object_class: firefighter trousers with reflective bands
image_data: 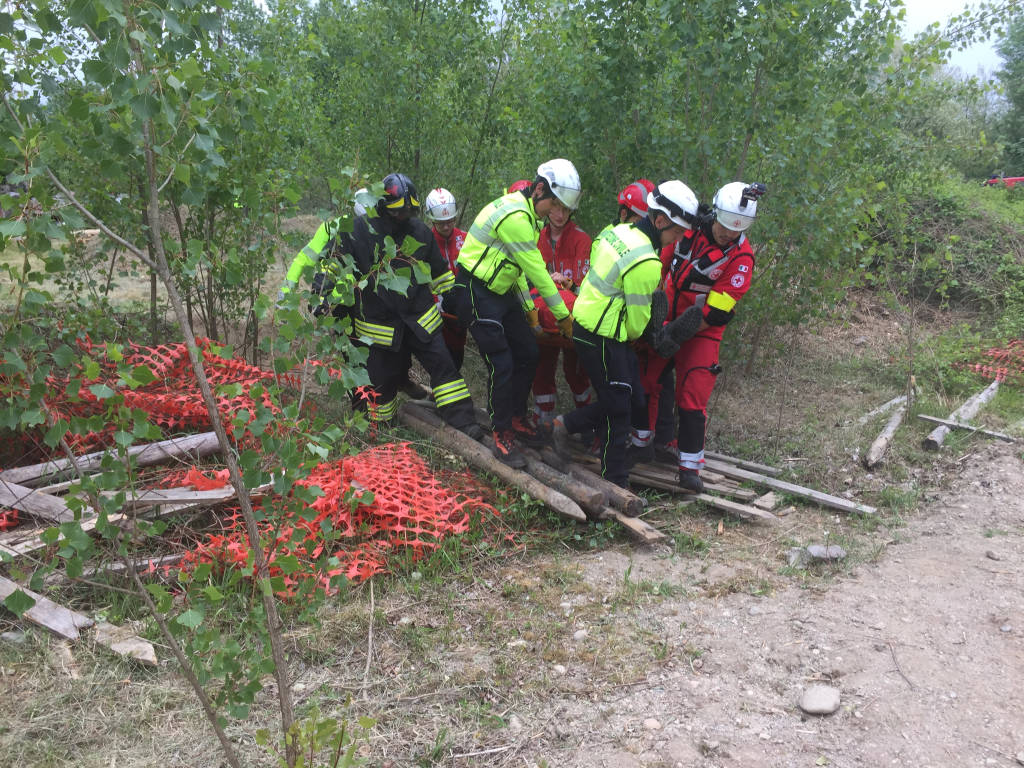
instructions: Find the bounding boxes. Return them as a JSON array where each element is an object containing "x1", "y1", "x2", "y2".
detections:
[
  {"x1": 452, "y1": 273, "x2": 538, "y2": 432},
  {"x1": 360, "y1": 331, "x2": 475, "y2": 432},
  {"x1": 562, "y1": 322, "x2": 647, "y2": 488}
]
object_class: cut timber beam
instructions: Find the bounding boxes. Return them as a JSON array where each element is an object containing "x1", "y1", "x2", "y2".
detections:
[
  {"x1": 703, "y1": 451, "x2": 782, "y2": 477},
  {"x1": 923, "y1": 381, "x2": 999, "y2": 451},
  {"x1": 0, "y1": 576, "x2": 157, "y2": 664},
  {"x1": 0, "y1": 480, "x2": 90, "y2": 524},
  {"x1": 594, "y1": 506, "x2": 666, "y2": 544},
  {"x1": 917, "y1": 414, "x2": 1015, "y2": 443},
  {"x1": 703, "y1": 458, "x2": 876, "y2": 516},
  {"x1": 101, "y1": 483, "x2": 273, "y2": 509},
  {"x1": 695, "y1": 493, "x2": 778, "y2": 523},
  {"x1": 0, "y1": 576, "x2": 94, "y2": 640},
  {"x1": 0, "y1": 432, "x2": 221, "y2": 487}
]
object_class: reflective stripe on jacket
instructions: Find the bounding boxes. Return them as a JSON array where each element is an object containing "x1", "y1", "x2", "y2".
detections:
[
  {"x1": 573, "y1": 223, "x2": 661, "y2": 342},
  {"x1": 457, "y1": 192, "x2": 568, "y2": 319}
]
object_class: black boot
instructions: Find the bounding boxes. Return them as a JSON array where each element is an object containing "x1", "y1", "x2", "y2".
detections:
[{"x1": 677, "y1": 468, "x2": 703, "y2": 494}]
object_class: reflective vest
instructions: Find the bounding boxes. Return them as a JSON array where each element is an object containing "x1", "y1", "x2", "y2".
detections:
[
  {"x1": 280, "y1": 217, "x2": 353, "y2": 302},
  {"x1": 573, "y1": 223, "x2": 662, "y2": 342},
  {"x1": 457, "y1": 192, "x2": 568, "y2": 319}
]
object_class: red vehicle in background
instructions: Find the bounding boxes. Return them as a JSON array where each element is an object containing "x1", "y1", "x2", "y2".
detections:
[{"x1": 984, "y1": 173, "x2": 1024, "y2": 189}]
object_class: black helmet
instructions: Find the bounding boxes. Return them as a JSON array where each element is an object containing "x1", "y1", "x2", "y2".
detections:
[{"x1": 380, "y1": 173, "x2": 420, "y2": 214}]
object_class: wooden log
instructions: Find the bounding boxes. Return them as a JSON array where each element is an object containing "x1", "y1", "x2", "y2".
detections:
[
  {"x1": 752, "y1": 492, "x2": 780, "y2": 511},
  {"x1": 916, "y1": 414, "x2": 1015, "y2": 443},
  {"x1": 703, "y1": 458, "x2": 876, "y2": 516},
  {"x1": 567, "y1": 464, "x2": 645, "y2": 517},
  {"x1": 703, "y1": 451, "x2": 782, "y2": 477},
  {"x1": 520, "y1": 449, "x2": 606, "y2": 516},
  {"x1": 594, "y1": 506, "x2": 666, "y2": 544},
  {"x1": 0, "y1": 480, "x2": 88, "y2": 524},
  {"x1": 855, "y1": 394, "x2": 908, "y2": 426},
  {"x1": 0, "y1": 576, "x2": 94, "y2": 640},
  {"x1": 863, "y1": 404, "x2": 907, "y2": 468},
  {"x1": 923, "y1": 380, "x2": 999, "y2": 451},
  {"x1": 0, "y1": 432, "x2": 221, "y2": 487},
  {"x1": 399, "y1": 405, "x2": 586, "y2": 522},
  {"x1": 694, "y1": 494, "x2": 778, "y2": 523}
]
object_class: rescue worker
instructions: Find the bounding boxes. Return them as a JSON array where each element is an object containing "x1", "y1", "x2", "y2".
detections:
[
  {"x1": 531, "y1": 192, "x2": 593, "y2": 423},
  {"x1": 654, "y1": 181, "x2": 766, "y2": 493},
  {"x1": 616, "y1": 181, "x2": 651, "y2": 225},
  {"x1": 278, "y1": 189, "x2": 370, "y2": 313},
  {"x1": 311, "y1": 173, "x2": 482, "y2": 438},
  {"x1": 550, "y1": 180, "x2": 700, "y2": 489},
  {"x1": 452, "y1": 159, "x2": 581, "y2": 467},
  {"x1": 424, "y1": 187, "x2": 468, "y2": 371}
]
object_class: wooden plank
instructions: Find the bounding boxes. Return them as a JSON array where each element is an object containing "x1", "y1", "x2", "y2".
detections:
[
  {"x1": 703, "y1": 450, "x2": 782, "y2": 477},
  {"x1": 864, "y1": 404, "x2": 907, "y2": 468},
  {"x1": 0, "y1": 576, "x2": 94, "y2": 640},
  {"x1": 695, "y1": 493, "x2": 778, "y2": 523},
  {"x1": 752, "y1": 492, "x2": 780, "y2": 511},
  {"x1": 594, "y1": 506, "x2": 667, "y2": 544},
  {"x1": 101, "y1": 483, "x2": 273, "y2": 509},
  {"x1": 916, "y1": 414, "x2": 1015, "y2": 443},
  {"x1": 703, "y1": 458, "x2": 876, "y2": 516},
  {"x1": 0, "y1": 480, "x2": 86, "y2": 524},
  {"x1": 0, "y1": 432, "x2": 221, "y2": 487},
  {"x1": 923, "y1": 381, "x2": 1000, "y2": 451},
  {"x1": 627, "y1": 466, "x2": 758, "y2": 501}
]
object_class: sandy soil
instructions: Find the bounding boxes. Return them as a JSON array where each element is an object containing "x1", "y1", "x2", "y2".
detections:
[{"x1": 513, "y1": 441, "x2": 1024, "y2": 768}]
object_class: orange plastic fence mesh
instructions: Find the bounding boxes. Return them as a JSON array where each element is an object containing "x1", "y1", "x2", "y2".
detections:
[
  {"x1": 34, "y1": 338, "x2": 342, "y2": 455},
  {"x1": 179, "y1": 442, "x2": 497, "y2": 596},
  {"x1": 0, "y1": 509, "x2": 18, "y2": 531},
  {"x1": 960, "y1": 340, "x2": 1024, "y2": 385}
]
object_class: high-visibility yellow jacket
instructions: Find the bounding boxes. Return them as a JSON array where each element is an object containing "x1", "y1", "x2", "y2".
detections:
[
  {"x1": 456, "y1": 191, "x2": 569, "y2": 319},
  {"x1": 279, "y1": 216, "x2": 354, "y2": 304},
  {"x1": 573, "y1": 221, "x2": 661, "y2": 342}
]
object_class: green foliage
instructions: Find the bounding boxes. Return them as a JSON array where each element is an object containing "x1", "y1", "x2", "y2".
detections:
[
  {"x1": 258, "y1": 704, "x2": 376, "y2": 768},
  {"x1": 996, "y1": 10, "x2": 1024, "y2": 169}
]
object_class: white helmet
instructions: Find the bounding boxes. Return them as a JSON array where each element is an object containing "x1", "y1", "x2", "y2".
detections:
[
  {"x1": 536, "y1": 158, "x2": 582, "y2": 210},
  {"x1": 424, "y1": 187, "x2": 458, "y2": 222},
  {"x1": 646, "y1": 180, "x2": 699, "y2": 229},
  {"x1": 353, "y1": 187, "x2": 372, "y2": 217},
  {"x1": 713, "y1": 181, "x2": 762, "y2": 232}
]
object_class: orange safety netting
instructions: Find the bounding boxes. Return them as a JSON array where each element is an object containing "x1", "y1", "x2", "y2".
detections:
[
  {"x1": 178, "y1": 442, "x2": 497, "y2": 596},
  {"x1": 32, "y1": 337, "x2": 342, "y2": 455},
  {"x1": 0, "y1": 509, "x2": 18, "y2": 531},
  {"x1": 961, "y1": 340, "x2": 1024, "y2": 385}
]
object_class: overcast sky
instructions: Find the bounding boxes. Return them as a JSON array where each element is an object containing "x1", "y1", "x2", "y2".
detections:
[{"x1": 901, "y1": 0, "x2": 1005, "y2": 75}]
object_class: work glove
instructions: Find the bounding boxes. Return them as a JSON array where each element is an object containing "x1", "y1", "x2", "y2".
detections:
[
  {"x1": 311, "y1": 271, "x2": 336, "y2": 298},
  {"x1": 557, "y1": 314, "x2": 574, "y2": 339},
  {"x1": 526, "y1": 308, "x2": 543, "y2": 337}
]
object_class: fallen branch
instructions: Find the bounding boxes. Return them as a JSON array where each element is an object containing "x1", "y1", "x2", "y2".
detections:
[
  {"x1": 923, "y1": 380, "x2": 999, "y2": 451},
  {"x1": 855, "y1": 394, "x2": 907, "y2": 426},
  {"x1": 863, "y1": 403, "x2": 907, "y2": 468}
]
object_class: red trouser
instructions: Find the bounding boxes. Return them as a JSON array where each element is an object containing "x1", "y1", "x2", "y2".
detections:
[
  {"x1": 673, "y1": 333, "x2": 721, "y2": 469},
  {"x1": 532, "y1": 343, "x2": 591, "y2": 417}
]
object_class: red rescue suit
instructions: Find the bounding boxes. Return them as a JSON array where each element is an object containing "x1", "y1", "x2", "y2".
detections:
[
  {"x1": 532, "y1": 288, "x2": 591, "y2": 420},
  {"x1": 434, "y1": 225, "x2": 468, "y2": 369},
  {"x1": 642, "y1": 226, "x2": 755, "y2": 470},
  {"x1": 533, "y1": 221, "x2": 593, "y2": 420},
  {"x1": 538, "y1": 220, "x2": 591, "y2": 289}
]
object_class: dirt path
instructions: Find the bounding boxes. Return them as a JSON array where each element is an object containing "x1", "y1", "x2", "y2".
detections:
[{"x1": 523, "y1": 443, "x2": 1024, "y2": 767}]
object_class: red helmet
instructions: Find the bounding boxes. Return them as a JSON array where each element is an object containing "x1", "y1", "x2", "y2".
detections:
[
  {"x1": 636, "y1": 178, "x2": 656, "y2": 194},
  {"x1": 507, "y1": 179, "x2": 532, "y2": 194},
  {"x1": 617, "y1": 182, "x2": 649, "y2": 216}
]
